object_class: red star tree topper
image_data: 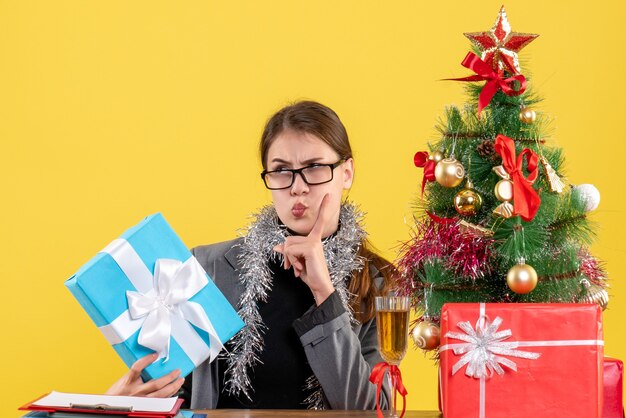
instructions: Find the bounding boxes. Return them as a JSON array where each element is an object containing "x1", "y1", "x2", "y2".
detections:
[{"x1": 464, "y1": 6, "x2": 538, "y2": 75}]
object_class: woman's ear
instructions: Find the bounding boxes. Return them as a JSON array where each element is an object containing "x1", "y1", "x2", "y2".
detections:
[{"x1": 342, "y1": 158, "x2": 355, "y2": 190}]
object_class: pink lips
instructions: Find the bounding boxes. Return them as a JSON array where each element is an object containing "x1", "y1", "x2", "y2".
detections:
[{"x1": 291, "y1": 203, "x2": 307, "y2": 218}]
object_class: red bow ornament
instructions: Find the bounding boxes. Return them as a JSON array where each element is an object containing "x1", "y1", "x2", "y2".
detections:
[
  {"x1": 369, "y1": 362, "x2": 408, "y2": 418},
  {"x1": 447, "y1": 52, "x2": 527, "y2": 116},
  {"x1": 427, "y1": 211, "x2": 457, "y2": 225},
  {"x1": 493, "y1": 134, "x2": 541, "y2": 221},
  {"x1": 414, "y1": 151, "x2": 436, "y2": 195}
]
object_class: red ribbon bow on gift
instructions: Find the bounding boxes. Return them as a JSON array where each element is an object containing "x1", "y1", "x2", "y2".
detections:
[
  {"x1": 414, "y1": 151, "x2": 436, "y2": 195},
  {"x1": 494, "y1": 134, "x2": 541, "y2": 221},
  {"x1": 447, "y1": 52, "x2": 527, "y2": 116},
  {"x1": 369, "y1": 362, "x2": 408, "y2": 418}
]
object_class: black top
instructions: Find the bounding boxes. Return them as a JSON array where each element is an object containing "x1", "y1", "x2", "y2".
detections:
[
  {"x1": 216, "y1": 257, "x2": 316, "y2": 409},
  {"x1": 179, "y1": 236, "x2": 349, "y2": 409}
]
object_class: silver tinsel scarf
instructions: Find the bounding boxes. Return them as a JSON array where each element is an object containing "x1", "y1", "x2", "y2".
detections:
[{"x1": 223, "y1": 202, "x2": 367, "y2": 408}]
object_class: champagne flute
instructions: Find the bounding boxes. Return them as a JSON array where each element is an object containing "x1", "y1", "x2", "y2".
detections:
[{"x1": 375, "y1": 296, "x2": 410, "y2": 417}]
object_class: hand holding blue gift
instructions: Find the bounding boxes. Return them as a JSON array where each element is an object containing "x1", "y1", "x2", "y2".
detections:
[
  {"x1": 66, "y1": 213, "x2": 244, "y2": 382},
  {"x1": 105, "y1": 353, "x2": 184, "y2": 397}
]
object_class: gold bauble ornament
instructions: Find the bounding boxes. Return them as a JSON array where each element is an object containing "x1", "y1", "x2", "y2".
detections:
[
  {"x1": 506, "y1": 263, "x2": 538, "y2": 294},
  {"x1": 578, "y1": 279, "x2": 609, "y2": 311},
  {"x1": 434, "y1": 157, "x2": 465, "y2": 188},
  {"x1": 519, "y1": 107, "x2": 536, "y2": 124},
  {"x1": 431, "y1": 150, "x2": 445, "y2": 163},
  {"x1": 454, "y1": 180, "x2": 483, "y2": 216},
  {"x1": 412, "y1": 320, "x2": 440, "y2": 351}
]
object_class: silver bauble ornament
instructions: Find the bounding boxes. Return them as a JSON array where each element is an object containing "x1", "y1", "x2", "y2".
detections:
[{"x1": 572, "y1": 184, "x2": 601, "y2": 212}]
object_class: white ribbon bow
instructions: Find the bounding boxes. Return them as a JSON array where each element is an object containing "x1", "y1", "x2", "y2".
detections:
[
  {"x1": 98, "y1": 239, "x2": 223, "y2": 366},
  {"x1": 445, "y1": 315, "x2": 541, "y2": 379},
  {"x1": 126, "y1": 258, "x2": 223, "y2": 361}
]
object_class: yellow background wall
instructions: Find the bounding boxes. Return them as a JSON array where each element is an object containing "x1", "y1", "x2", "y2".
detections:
[{"x1": 2, "y1": 1, "x2": 624, "y2": 416}]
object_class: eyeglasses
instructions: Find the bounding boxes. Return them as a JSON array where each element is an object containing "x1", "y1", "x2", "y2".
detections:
[{"x1": 261, "y1": 159, "x2": 346, "y2": 190}]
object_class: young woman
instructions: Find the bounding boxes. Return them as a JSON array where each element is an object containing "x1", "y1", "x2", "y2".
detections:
[{"x1": 106, "y1": 100, "x2": 394, "y2": 410}]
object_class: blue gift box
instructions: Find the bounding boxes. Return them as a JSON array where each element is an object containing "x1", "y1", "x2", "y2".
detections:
[{"x1": 65, "y1": 213, "x2": 244, "y2": 381}]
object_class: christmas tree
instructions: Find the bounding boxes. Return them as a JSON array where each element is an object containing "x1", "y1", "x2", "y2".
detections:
[{"x1": 397, "y1": 6, "x2": 609, "y2": 352}]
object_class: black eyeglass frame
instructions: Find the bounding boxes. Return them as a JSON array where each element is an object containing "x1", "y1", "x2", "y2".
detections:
[{"x1": 260, "y1": 159, "x2": 346, "y2": 190}]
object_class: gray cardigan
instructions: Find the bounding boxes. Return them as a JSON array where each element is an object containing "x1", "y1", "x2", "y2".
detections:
[{"x1": 187, "y1": 237, "x2": 391, "y2": 410}]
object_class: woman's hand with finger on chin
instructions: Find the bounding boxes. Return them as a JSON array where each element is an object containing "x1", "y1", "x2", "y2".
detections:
[{"x1": 273, "y1": 194, "x2": 336, "y2": 305}]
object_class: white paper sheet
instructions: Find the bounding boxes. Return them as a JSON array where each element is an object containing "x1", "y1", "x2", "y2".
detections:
[{"x1": 33, "y1": 391, "x2": 178, "y2": 412}]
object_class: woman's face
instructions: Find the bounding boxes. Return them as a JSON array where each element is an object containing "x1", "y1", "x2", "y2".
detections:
[{"x1": 265, "y1": 129, "x2": 354, "y2": 237}]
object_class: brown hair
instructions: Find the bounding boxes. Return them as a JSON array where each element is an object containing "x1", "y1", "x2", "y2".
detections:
[
  {"x1": 260, "y1": 100, "x2": 395, "y2": 322},
  {"x1": 260, "y1": 100, "x2": 352, "y2": 169}
]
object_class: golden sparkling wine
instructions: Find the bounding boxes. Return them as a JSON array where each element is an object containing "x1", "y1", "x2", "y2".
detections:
[{"x1": 376, "y1": 309, "x2": 409, "y2": 364}]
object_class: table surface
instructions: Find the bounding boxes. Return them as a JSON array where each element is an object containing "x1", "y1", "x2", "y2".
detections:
[{"x1": 194, "y1": 410, "x2": 441, "y2": 417}]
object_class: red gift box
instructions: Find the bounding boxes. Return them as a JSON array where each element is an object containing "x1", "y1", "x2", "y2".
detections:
[
  {"x1": 439, "y1": 356, "x2": 624, "y2": 417},
  {"x1": 604, "y1": 357, "x2": 624, "y2": 418},
  {"x1": 439, "y1": 303, "x2": 604, "y2": 418}
]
